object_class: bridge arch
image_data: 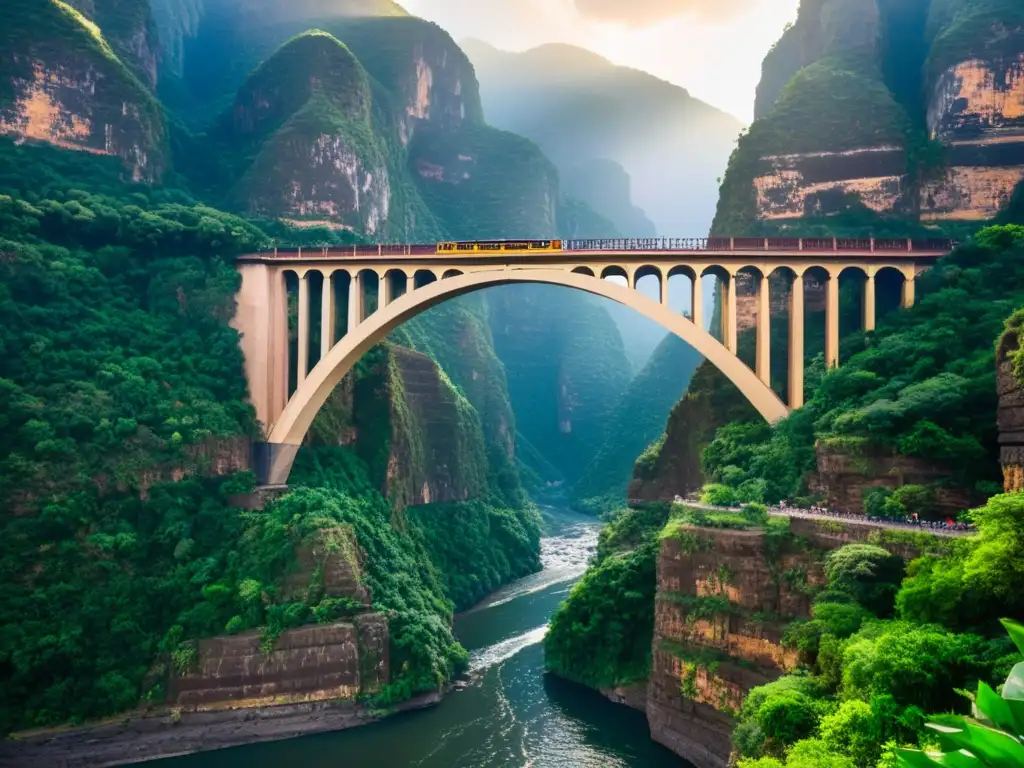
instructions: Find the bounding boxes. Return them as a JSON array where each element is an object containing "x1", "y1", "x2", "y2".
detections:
[{"x1": 259, "y1": 268, "x2": 789, "y2": 484}]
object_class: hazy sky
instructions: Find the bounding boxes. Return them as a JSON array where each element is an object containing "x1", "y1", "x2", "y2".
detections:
[{"x1": 400, "y1": 0, "x2": 800, "y2": 123}]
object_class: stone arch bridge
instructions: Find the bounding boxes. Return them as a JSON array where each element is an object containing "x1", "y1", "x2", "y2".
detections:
[{"x1": 232, "y1": 237, "x2": 952, "y2": 486}]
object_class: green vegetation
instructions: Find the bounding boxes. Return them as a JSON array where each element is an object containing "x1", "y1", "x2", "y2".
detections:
[
  {"x1": 544, "y1": 504, "x2": 671, "y2": 687},
  {"x1": 573, "y1": 334, "x2": 702, "y2": 514},
  {"x1": 1, "y1": 0, "x2": 169, "y2": 180},
  {"x1": 734, "y1": 492, "x2": 1024, "y2": 767},
  {"x1": 702, "y1": 227, "x2": 1024, "y2": 510},
  {"x1": 0, "y1": 122, "x2": 540, "y2": 732},
  {"x1": 894, "y1": 619, "x2": 1024, "y2": 767}
]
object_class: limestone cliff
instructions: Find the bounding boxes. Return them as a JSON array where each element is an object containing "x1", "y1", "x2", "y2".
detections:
[
  {"x1": 648, "y1": 516, "x2": 939, "y2": 767},
  {"x1": 308, "y1": 344, "x2": 491, "y2": 511},
  {"x1": 214, "y1": 31, "x2": 392, "y2": 235},
  {"x1": 922, "y1": 0, "x2": 1024, "y2": 222},
  {"x1": 720, "y1": 0, "x2": 1024, "y2": 232},
  {"x1": 629, "y1": 362, "x2": 757, "y2": 503},
  {"x1": 809, "y1": 439, "x2": 977, "y2": 515},
  {"x1": 67, "y1": 0, "x2": 160, "y2": 89},
  {"x1": 0, "y1": 0, "x2": 168, "y2": 182}
]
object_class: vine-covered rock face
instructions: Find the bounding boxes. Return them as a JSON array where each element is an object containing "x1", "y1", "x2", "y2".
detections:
[
  {"x1": 0, "y1": 1, "x2": 168, "y2": 182},
  {"x1": 217, "y1": 31, "x2": 391, "y2": 234}
]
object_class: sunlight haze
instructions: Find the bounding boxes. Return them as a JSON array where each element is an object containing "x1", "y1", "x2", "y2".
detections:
[{"x1": 400, "y1": 0, "x2": 800, "y2": 122}]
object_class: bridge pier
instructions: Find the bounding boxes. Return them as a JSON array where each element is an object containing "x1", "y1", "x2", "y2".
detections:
[
  {"x1": 789, "y1": 272, "x2": 805, "y2": 409},
  {"x1": 862, "y1": 274, "x2": 876, "y2": 332},
  {"x1": 321, "y1": 271, "x2": 336, "y2": 358},
  {"x1": 756, "y1": 275, "x2": 770, "y2": 385},
  {"x1": 826, "y1": 274, "x2": 840, "y2": 368},
  {"x1": 252, "y1": 442, "x2": 300, "y2": 488}
]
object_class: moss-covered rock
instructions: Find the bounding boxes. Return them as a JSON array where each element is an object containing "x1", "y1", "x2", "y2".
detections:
[
  {"x1": 209, "y1": 31, "x2": 391, "y2": 234},
  {"x1": 0, "y1": 0, "x2": 168, "y2": 182},
  {"x1": 69, "y1": 0, "x2": 160, "y2": 89},
  {"x1": 409, "y1": 123, "x2": 559, "y2": 238}
]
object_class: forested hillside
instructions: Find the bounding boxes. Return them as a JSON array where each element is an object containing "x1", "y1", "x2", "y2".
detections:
[{"x1": 0, "y1": 0, "x2": 614, "y2": 735}]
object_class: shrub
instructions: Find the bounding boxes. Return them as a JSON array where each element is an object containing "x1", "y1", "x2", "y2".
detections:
[
  {"x1": 824, "y1": 544, "x2": 905, "y2": 616},
  {"x1": 701, "y1": 483, "x2": 738, "y2": 507}
]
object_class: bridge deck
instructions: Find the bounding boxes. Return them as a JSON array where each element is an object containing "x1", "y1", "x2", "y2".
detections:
[{"x1": 238, "y1": 238, "x2": 952, "y2": 264}]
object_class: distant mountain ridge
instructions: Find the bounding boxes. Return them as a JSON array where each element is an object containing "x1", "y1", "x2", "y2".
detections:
[{"x1": 461, "y1": 38, "x2": 744, "y2": 236}]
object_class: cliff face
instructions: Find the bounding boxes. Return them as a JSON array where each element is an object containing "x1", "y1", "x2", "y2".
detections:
[
  {"x1": 309, "y1": 343, "x2": 491, "y2": 511},
  {"x1": 649, "y1": 524, "x2": 817, "y2": 768},
  {"x1": 67, "y1": 0, "x2": 160, "y2": 88},
  {"x1": 0, "y1": 1, "x2": 168, "y2": 182},
  {"x1": 629, "y1": 362, "x2": 757, "y2": 503},
  {"x1": 170, "y1": 523, "x2": 386, "y2": 710},
  {"x1": 648, "y1": 517, "x2": 929, "y2": 767},
  {"x1": 810, "y1": 440, "x2": 976, "y2": 515},
  {"x1": 215, "y1": 31, "x2": 391, "y2": 235},
  {"x1": 922, "y1": 0, "x2": 1024, "y2": 221},
  {"x1": 719, "y1": 0, "x2": 1024, "y2": 232}
]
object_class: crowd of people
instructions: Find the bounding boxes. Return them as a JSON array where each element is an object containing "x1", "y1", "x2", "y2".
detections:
[{"x1": 773, "y1": 501, "x2": 976, "y2": 533}]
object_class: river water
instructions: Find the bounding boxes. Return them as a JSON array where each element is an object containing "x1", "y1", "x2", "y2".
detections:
[{"x1": 155, "y1": 506, "x2": 687, "y2": 767}]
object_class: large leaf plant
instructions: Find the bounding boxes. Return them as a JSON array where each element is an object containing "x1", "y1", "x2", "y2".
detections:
[{"x1": 897, "y1": 619, "x2": 1024, "y2": 767}]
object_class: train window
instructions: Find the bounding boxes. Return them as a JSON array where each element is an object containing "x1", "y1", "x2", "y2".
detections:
[{"x1": 457, "y1": 242, "x2": 476, "y2": 251}]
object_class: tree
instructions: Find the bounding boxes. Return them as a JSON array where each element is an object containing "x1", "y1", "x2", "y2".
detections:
[{"x1": 895, "y1": 619, "x2": 1024, "y2": 767}]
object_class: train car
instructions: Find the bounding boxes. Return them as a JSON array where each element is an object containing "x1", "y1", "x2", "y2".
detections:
[{"x1": 436, "y1": 240, "x2": 563, "y2": 254}]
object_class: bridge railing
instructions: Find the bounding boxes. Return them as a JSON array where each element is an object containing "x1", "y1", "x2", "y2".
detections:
[{"x1": 253, "y1": 237, "x2": 956, "y2": 258}]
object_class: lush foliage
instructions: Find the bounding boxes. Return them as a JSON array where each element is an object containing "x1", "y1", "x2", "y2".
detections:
[
  {"x1": 544, "y1": 504, "x2": 671, "y2": 687},
  {"x1": 703, "y1": 227, "x2": 1024, "y2": 510},
  {"x1": 734, "y1": 493, "x2": 1024, "y2": 767},
  {"x1": 895, "y1": 618, "x2": 1024, "y2": 767}
]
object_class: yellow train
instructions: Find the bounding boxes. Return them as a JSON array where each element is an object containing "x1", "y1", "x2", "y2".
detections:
[{"x1": 436, "y1": 240, "x2": 563, "y2": 254}]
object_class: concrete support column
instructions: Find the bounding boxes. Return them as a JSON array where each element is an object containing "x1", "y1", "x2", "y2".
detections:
[
  {"x1": 862, "y1": 275, "x2": 876, "y2": 332},
  {"x1": 789, "y1": 273, "x2": 805, "y2": 410},
  {"x1": 660, "y1": 275, "x2": 669, "y2": 307},
  {"x1": 723, "y1": 274, "x2": 738, "y2": 353},
  {"x1": 273, "y1": 270, "x2": 289, "y2": 419},
  {"x1": 691, "y1": 275, "x2": 703, "y2": 328},
  {"x1": 825, "y1": 273, "x2": 840, "y2": 369},
  {"x1": 901, "y1": 275, "x2": 916, "y2": 309},
  {"x1": 756, "y1": 275, "x2": 771, "y2": 386},
  {"x1": 348, "y1": 271, "x2": 363, "y2": 332},
  {"x1": 380, "y1": 270, "x2": 394, "y2": 309},
  {"x1": 320, "y1": 271, "x2": 335, "y2": 360},
  {"x1": 231, "y1": 264, "x2": 291, "y2": 434},
  {"x1": 297, "y1": 273, "x2": 310, "y2": 384}
]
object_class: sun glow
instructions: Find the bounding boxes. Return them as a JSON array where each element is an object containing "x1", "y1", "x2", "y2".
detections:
[{"x1": 400, "y1": 0, "x2": 800, "y2": 122}]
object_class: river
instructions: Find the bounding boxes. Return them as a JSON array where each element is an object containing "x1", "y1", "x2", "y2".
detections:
[{"x1": 153, "y1": 506, "x2": 688, "y2": 767}]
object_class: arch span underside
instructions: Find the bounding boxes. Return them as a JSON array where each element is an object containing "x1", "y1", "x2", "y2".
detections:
[{"x1": 258, "y1": 269, "x2": 789, "y2": 485}]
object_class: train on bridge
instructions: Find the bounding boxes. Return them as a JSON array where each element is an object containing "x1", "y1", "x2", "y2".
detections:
[{"x1": 257, "y1": 236, "x2": 957, "y2": 258}]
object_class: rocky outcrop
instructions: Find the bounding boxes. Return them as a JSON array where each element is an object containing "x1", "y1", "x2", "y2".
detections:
[
  {"x1": 648, "y1": 524, "x2": 819, "y2": 768},
  {"x1": 809, "y1": 440, "x2": 976, "y2": 515},
  {"x1": 218, "y1": 31, "x2": 390, "y2": 234},
  {"x1": 629, "y1": 363, "x2": 757, "y2": 503},
  {"x1": 308, "y1": 343, "x2": 491, "y2": 511},
  {"x1": 1, "y1": 1, "x2": 168, "y2": 182},
  {"x1": 923, "y1": 0, "x2": 1024, "y2": 223},
  {"x1": 646, "y1": 517, "x2": 938, "y2": 767},
  {"x1": 722, "y1": 0, "x2": 1024, "y2": 231},
  {"x1": 169, "y1": 615, "x2": 387, "y2": 711}
]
